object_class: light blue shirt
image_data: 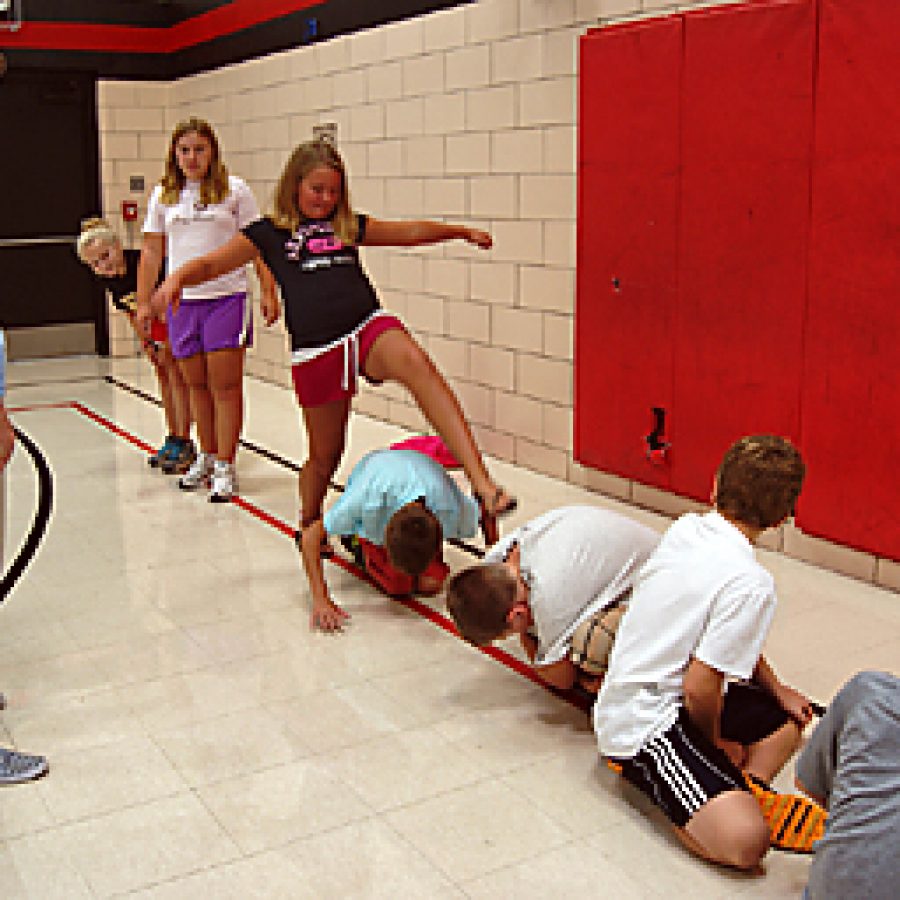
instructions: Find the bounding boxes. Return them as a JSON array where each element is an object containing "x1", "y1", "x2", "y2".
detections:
[
  {"x1": 0, "y1": 330, "x2": 6, "y2": 398},
  {"x1": 323, "y1": 448, "x2": 479, "y2": 545}
]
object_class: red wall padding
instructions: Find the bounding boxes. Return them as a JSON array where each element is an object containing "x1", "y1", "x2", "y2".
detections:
[
  {"x1": 576, "y1": 0, "x2": 815, "y2": 501},
  {"x1": 673, "y1": 0, "x2": 814, "y2": 499},
  {"x1": 797, "y1": 0, "x2": 900, "y2": 559},
  {"x1": 577, "y1": 0, "x2": 899, "y2": 559},
  {"x1": 576, "y1": 18, "x2": 681, "y2": 490}
]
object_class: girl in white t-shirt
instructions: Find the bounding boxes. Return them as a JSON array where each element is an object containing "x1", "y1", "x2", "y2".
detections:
[{"x1": 136, "y1": 117, "x2": 279, "y2": 501}]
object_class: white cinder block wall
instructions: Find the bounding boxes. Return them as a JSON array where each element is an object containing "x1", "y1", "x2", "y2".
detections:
[{"x1": 95, "y1": 0, "x2": 899, "y2": 592}]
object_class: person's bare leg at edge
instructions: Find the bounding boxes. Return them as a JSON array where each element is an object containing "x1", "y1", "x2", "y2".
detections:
[
  {"x1": 206, "y1": 347, "x2": 244, "y2": 501},
  {"x1": 363, "y1": 328, "x2": 515, "y2": 542},
  {"x1": 677, "y1": 790, "x2": 770, "y2": 871},
  {"x1": 177, "y1": 353, "x2": 217, "y2": 489},
  {"x1": 298, "y1": 398, "x2": 352, "y2": 632}
]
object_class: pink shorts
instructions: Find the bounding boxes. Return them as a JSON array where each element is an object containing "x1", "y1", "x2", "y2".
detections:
[
  {"x1": 291, "y1": 315, "x2": 405, "y2": 408},
  {"x1": 389, "y1": 435, "x2": 460, "y2": 469},
  {"x1": 167, "y1": 292, "x2": 252, "y2": 360}
]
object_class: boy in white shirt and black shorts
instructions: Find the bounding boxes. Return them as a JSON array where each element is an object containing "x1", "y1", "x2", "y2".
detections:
[{"x1": 594, "y1": 435, "x2": 815, "y2": 871}]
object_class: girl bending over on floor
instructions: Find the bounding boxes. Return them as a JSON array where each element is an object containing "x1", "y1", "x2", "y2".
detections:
[
  {"x1": 142, "y1": 139, "x2": 516, "y2": 631},
  {"x1": 77, "y1": 217, "x2": 195, "y2": 473},
  {"x1": 136, "y1": 117, "x2": 279, "y2": 502}
]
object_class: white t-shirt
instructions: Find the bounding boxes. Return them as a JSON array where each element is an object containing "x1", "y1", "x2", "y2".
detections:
[
  {"x1": 594, "y1": 510, "x2": 777, "y2": 758},
  {"x1": 143, "y1": 174, "x2": 259, "y2": 300},
  {"x1": 484, "y1": 506, "x2": 660, "y2": 667}
]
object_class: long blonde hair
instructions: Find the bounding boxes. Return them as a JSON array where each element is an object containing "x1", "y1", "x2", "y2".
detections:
[
  {"x1": 76, "y1": 216, "x2": 120, "y2": 261},
  {"x1": 270, "y1": 140, "x2": 357, "y2": 244},
  {"x1": 160, "y1": 117, "x2": 230, "y2": 206}
]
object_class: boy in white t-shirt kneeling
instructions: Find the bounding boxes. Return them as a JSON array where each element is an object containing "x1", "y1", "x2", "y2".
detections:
[
  {"x1": 594, "y1": 435, "x2": 815, "y2": 870},
  {"x1": 445, "y1": 505, "x2": 660, "y2": 692}
]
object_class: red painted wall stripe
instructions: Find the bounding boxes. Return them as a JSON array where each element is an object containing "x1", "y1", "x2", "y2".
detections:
[
  {"x1": 0, "y1": 0, "x2": 321, "y2": 53},
  {"x1": 167, "y1": 0, "x2": 321, "y2": 52}
]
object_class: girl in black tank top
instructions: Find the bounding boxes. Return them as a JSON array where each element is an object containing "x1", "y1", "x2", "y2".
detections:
[
  {"x1": 144, "y1": 141, "x2": 518, "y2": 632},
  {"x1": 76, "y1": 218, "x2": 195, "y2": 473}
]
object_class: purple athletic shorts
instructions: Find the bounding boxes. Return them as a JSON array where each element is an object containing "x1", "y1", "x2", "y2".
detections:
[{"x1": 167, "y1": 292, "x2": 253, "y2": 360}]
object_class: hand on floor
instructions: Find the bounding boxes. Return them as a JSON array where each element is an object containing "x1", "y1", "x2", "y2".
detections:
[{"x1": 310, "y1": 596, "x2": 351, "y2": 633}]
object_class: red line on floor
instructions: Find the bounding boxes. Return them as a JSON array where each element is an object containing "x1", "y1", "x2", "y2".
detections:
[
  {"x1": 63, "y1": 399, "x2": 588, "y2": 713},
  {"x1": 230, "y1": 494, "x2": 295, "y2": 537},
  {"x1": 71, "y1": 402, "x2": 155, "y2": 454},
  {"x1": 9, "y1": 402, "x2": 75, "y2": 413}
]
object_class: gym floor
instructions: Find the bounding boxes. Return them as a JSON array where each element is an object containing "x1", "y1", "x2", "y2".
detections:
[{"x1": 1, "y1": 356, "x2": 898, "y2": 898}]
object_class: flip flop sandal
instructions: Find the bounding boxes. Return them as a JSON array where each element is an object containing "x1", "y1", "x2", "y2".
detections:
[{"x1": 475, "y1": 488, "x2": 518, "y2": 544}]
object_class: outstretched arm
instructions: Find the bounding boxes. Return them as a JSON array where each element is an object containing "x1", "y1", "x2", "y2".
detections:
[
  {"x1": 0, "y1": 400, "x2": 13, "y2": 472},
  {"x1": 0, "y1": 333, "x2": 13, "y2": 471},
  {"x1": 253, "y1": 256, "x2": 280, "y2": 326},
  {"x1": 300, "y1": 519, "x2": 351, "y2": 633},
  {"x1": 684, "y1": 657, "x2": 747, "y2": 768},
  {"x1": 683, "y1": 657, "x2": 726, "y2": 744},
  {"x1": 362, "y1": 217, "x2": 492, "y2": 250},
  {"x1": 135, "y1": 233, "x2": 166, "y2": 336},
  {"x1": 150, "y1": 232, "x2": 259, "y2": 317},
  {"x1": 534, "y1": 657, "x2": 578, "y2": 691},
  {"x1": 754, "y1": 655, "x2": 813, "y2": 728},
  {"x1": 518, "y1": 630, "x2": 578, "y2": 691}
]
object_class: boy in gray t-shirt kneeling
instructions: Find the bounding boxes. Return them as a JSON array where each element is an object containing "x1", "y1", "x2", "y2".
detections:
[{"x1": 796, "y1": 670, "x2": 900, "y2": 900}]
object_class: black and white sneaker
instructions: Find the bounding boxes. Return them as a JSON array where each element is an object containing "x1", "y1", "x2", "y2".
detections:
[
  {"x1": 209, "y1": 460, "x2": 236, "y2": 503},
  {"x1": 178, "y1": 452, "x2": 214, "y2": 491}
]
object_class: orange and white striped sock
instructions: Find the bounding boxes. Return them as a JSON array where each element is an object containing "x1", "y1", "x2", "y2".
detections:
[{"x1": 745, "y1": 774, "x2": 827, "y2": 854}]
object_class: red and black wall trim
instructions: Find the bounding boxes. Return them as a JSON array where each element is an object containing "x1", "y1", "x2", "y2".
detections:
[{"x1": 1, "y1": 0, "x2": 471, "y2": 79}]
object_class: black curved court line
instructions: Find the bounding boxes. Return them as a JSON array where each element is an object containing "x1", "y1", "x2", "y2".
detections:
[
  {"x1": 104, "y1": 374, "x2": 485, "y2": 559},
  {"x1": 0, "y1": 426, "x2": 54, "y2": 604}
]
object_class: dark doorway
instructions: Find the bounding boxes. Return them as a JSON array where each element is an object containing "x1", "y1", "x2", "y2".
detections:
[{"x1": 0, "y1": 68, "x2": 105, "y2": 354}]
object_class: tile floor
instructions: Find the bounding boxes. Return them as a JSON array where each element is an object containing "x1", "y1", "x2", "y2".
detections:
[{"x1": 0, "y1": 356, "x2": 897, "y2": 898}]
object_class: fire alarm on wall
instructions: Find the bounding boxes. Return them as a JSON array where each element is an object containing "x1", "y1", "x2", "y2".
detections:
[{"x1": 121, "y1": 200, "x2": 139, "y2": 222}]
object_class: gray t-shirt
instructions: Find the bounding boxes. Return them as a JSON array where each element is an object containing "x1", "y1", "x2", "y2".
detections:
[
  {"x1": 484, "y1": 506, "x2": 659, "y2": 666},
  {"x1": 796, "y1": 670, "x2": 900, "y2": 900}
]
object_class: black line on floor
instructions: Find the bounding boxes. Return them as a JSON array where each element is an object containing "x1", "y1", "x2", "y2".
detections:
[
  {"x1": 103, "y1": 374, "x2": 484, "y2": 558},
  {"x1": 9, "y1": 374, "x2": 109, "y2": 390},
  {"x1": 0, "y1": 427, "x2": 54, "y2": 604}
]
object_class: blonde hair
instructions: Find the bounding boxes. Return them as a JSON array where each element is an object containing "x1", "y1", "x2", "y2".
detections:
[
  {"x1": 76, "y1": 217, "x2": 120, "y2": 261},
  {"x1": 160, "y1": 117, "x2": 230, "y2": 206},
  {"x1": 270, "y1": 140, "x2": 357, "y2": 243}
]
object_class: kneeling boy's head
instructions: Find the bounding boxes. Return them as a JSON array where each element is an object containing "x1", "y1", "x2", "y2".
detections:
[
  {"x1": 385, "y1": 501, "x2": 442, "y2": 576},
  {"x1": 445, "y1": 564, "x2": 519, "y2": 646},
  {"x1": 715, "y1": 435, "x2": 805, "y2": 529}
]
